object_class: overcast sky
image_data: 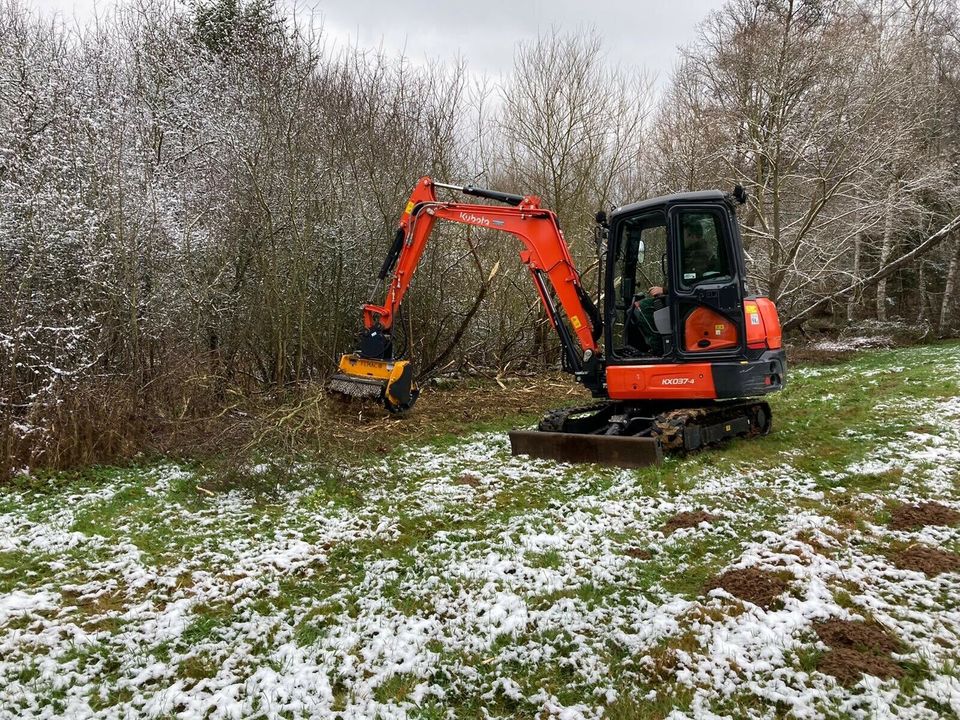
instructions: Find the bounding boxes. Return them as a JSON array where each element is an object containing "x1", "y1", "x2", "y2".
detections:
[{"x1": 31, "y1": 0, "x2": 723, "y2": 87}]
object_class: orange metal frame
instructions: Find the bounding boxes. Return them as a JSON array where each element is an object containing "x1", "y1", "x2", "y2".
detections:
[{"x1": 606, "y1": 362, "x2": 718, "y2": 400}]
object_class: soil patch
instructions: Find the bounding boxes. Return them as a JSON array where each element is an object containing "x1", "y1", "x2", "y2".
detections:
[
  {"x1": 662, "y1": 510, "x2": 719, "y2": 535},
  {"x1": 625, "y1": 547, "x2": 652, "y2": 560},
  {"x1": 787, "y1": 345, "x2": 857, "y2": 366},
  {"x1": 455, "y1": 473, "x2": 481, "y2": 487},
  {"x1": 889, "y1": 501, "x2": 960, "y2": 530},
  {"x1": 704, "y1": 567, "x2": 788, "y2": 609},
  {"x1": 813, "y1": 619, "x2": 902, "y2": 654},
  {"x1": 817, "y1": 648, "x2": 904, "y2": 686},
  {"x1": 892, "y1": 545, "x2": 960, "y2": 575}
]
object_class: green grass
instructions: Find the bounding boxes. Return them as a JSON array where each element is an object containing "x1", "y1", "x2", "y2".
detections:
[{"x1": 3, "y1": 341, "x2": 960, "y2": 718}]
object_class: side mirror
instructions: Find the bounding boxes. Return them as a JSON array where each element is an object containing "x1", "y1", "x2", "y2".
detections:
[{"x1": 637, "y1": 240, "x2": 645, "y2": 265}]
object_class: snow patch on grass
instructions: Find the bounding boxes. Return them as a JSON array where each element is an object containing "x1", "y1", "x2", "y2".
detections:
[{"x1": 3, "y1": 344, "x2": 960, "y2": 718}]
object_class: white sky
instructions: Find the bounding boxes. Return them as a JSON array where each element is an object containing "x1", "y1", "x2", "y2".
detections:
[{"x1": 29, "y1": 0, "x2": 723, "y2": 87}]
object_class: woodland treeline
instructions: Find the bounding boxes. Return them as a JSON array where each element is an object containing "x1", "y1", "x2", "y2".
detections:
[{"x1": 2, "y1": 0, "x2": 959, "y2": 470}]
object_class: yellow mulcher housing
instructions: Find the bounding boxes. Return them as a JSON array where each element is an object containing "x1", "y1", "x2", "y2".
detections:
[{"x1": 328, "y1": 353, "x2": 419, "y2": 413}]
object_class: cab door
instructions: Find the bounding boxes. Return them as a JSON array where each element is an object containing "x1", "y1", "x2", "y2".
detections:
[{"x1": 667, "y1": 205, "x2": 744, "y2": 356}]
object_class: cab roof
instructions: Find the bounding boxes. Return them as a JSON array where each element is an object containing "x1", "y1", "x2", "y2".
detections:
[{"x1": 610, "y1": 190, "x2": 728, "y2": 222}]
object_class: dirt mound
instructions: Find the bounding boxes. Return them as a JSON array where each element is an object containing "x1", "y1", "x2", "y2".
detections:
[
  {"x1": 704, "y1": 568, "x2": 788, "y2": 609},
  {"x1": 892, "y1": 545, "x2": 960, "y2": 575},
  {"x1": 786, "y1": 345, "x2": 856, "y2": 366},
  {"x1": 813, "y1": 619, "x2": 902, "y2": 654},
  {"x1": 889, "y1": 502, "x2": 960, "y2": 530},
  {"x1": 817, "y1": 648, "x2": 904, "y2": 686},
  {"x1": 662, "y1": 510, "x2": 719, "y2": 535},
  {"x1": 813, "y1": 617, "x2": 908, "y2": 685},
  {"x1": 455, "y1": 473, "x2": 481, "y2": 487}
]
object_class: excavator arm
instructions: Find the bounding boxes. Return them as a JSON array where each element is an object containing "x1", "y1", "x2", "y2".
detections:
[{"x1": 329, "y1": 176, "x2": 602, "y2": 412}]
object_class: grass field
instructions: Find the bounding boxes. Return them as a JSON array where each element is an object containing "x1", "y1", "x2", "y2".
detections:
[{"x1": 2, "y1": 342, "x2": 960, "y2": 719}]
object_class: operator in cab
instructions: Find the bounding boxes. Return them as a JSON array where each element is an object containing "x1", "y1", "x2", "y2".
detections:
[
  {"x1": 630, "y1": 220, "x2": 719, "y2": 355},
  {"x1": 680, "y1": 219, "x2": 720, "y2": 282}
]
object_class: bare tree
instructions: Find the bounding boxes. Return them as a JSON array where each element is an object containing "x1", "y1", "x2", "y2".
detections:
[
  {"x1": 496, "y1": 27, "x2": 650, "y2": 363},
  {"x1": 651, "y1": 0, "x2": 960, "y2": 328},
  {"x1": 3, "y1": 0, "x2": 960, "y2": 473}
]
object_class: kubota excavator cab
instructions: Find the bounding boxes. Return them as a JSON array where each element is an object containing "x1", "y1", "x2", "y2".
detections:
[{"x1": 598, "y1": 190, "x2": 785, "y2": 402}]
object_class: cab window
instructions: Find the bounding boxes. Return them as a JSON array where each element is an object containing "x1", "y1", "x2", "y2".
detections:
[
  {"x1": 677, "y1": 210, "x2": 731, "y2": 289},
  {"x1": 610, "y1": 212, "x2": 667, "y2": 356}
]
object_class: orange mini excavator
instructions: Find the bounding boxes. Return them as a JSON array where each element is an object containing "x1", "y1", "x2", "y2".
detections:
[{"x1": 329, "y1": 177, "x2": 786, "y2": 467}]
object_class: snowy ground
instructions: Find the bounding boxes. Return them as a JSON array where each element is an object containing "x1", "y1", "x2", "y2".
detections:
[{"x1": 2, "y1": 343, "x2": 960, "y2": 719}]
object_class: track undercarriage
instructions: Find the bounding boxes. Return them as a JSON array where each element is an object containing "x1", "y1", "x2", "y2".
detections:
[{"x1": 509, "y1": 400, "x2": 772, "y2": 468}]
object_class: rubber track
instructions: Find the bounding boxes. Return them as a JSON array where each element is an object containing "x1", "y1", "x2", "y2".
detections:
[
  {"x1": 537, "y1": 400, "x2": 772, "y2": 453},
  {"x1": 653, "y1": 401, "x2": 771, "y2": 451},
  {"x1": 537, "y1": 402, "x2": 613, "y2": 432}
]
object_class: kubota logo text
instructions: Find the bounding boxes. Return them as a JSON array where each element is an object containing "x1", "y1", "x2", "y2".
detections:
[
  {"x1": 661, "y1": 377, "x2": 695, "y2": 385},
  {"x1": 458, "y1": 212, "x2": 491, "y2": 227}
]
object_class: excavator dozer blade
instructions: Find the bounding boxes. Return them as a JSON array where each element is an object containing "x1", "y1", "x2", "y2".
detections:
[{"x1": 508, "y1": 430, "x2": 663, "y2": 469}]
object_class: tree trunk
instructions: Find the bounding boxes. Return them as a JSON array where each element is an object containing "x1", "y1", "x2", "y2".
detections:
[
  {"x1": 940, "y1": 234, "x2": 960, "y2": 336},
  {"x1": 846, "y1": 227, "x2": 862, "y2": 323},
  {"x1": 784, "y1": 214, "x2": 960, "y2": 331},
  {"x1": 876, "y1": 181, "x2": 897, "y2": 321},
  {"x1": 917, "y1": 262, "x2": 928, "y2": 323}
]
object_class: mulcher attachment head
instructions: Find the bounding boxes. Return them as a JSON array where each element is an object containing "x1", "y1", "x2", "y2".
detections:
[
  {"x1": 327, "y1": 354, "x2": 419, "y2": 413},
  {"x1": 327, "y1": 372, "x2": 384, "y2": 401}
]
